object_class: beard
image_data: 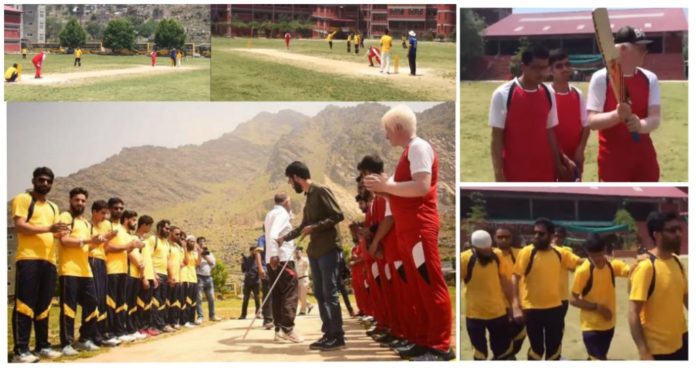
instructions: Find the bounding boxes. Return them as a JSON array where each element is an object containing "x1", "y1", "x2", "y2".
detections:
[
  {"x1": 35, "y1": 185, "x2": 50, "y2": 195},
  {"x1": 476, "y1": 251, "x2": 494, "y2": 266},
  {"x1": 292, "y1": 181, "x2": 303, "y2": 194},
  {"x1": 533, "y1": 239, "x2": 551, "y2": 250},
  {"x1": 661, "y1": 238, "x2": 682, "y2": 254},
  {"x1": 70, "y1": 206, "x2": 84, "y2": 217}
]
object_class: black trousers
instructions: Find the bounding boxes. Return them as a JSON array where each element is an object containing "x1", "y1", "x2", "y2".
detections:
[
  {"x1": 107, "y1": 273, "x2": 129, "y2": 336},
  {"x1": 508, "y1": 317, "x2": 526, "y2": 358},
  {"x1": 74, "y1": 57, "x2": 81, "y2": 66},
  {"x1": 168, "y1": 282, "x2": 183, "y2": 325},
  {"x1": 582, "y1": 328, "x2": 614, "y2": 360},
  {"x1": 138, "y1": 279, "x2": 155, "y2": 330},
  {"x1": 125, "y1": 277, "x2": 141, "y2": 333},
  {"x1": 654, "y1": 333, "x2": 688, "y2": 361},
  {"x1": 241, "y1": 282, "x2": 260, "y2": 318},
  {"x1": 88, "y1": 258, "x2": 108, "y2": 341},
  {"x1": 178, "y1": 282, "x2": 188, "y2": 325},
  {"x1": 185, "y1": 282, "x2": 198, "y2": 323},
  {"x1": 152, "y1": 274, "x2": 169, "y2": 329},
  {"x1": 408, "y1": 53, "x2": 416, "y2": 75},
  {"x1": 525, "y1": 306, "x2": 565, "y2": 360},
  {"x1": 12, "y1": 260, "x2": 57, "y2": 354},
  {"x1": 267, "y1": 261, "x2": 299, "y2": 333},
  {"x1": 261, "y1": 276, "x2": 273, "y2": 324},
  {"x1": 59, "y1": 275, "x2": 98, "y2": 346},
  {"x1": 338, "y1": 265, "x2": 354, "y2": 314},
  {"x1": 467, "y1": 315, "x2": 513, "y2": 360}
]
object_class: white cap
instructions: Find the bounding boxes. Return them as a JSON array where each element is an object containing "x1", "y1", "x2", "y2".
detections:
[
  {"x1": 471, "y1": 230, "x2": 492, "y2": 249},
  {"x1": 186, "y1": 235, "x2": 196, "y2": 242},
  {"x1": 409, "y1": 30, "x2": 416, "y2": 37}
]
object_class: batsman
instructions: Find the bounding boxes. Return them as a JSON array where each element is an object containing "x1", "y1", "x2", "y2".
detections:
[{"x1": 587, "y1": 15, "x2": 662, "y2": 182}]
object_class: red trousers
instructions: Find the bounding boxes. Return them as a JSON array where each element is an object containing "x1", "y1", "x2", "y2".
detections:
[{"x1": 33, "y1": 63, "x2": 42, "y2": 78}]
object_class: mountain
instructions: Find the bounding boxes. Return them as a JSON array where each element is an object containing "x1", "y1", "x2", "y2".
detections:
[{"x1": 45, "y1": 102, "x2": 456, "y2": 266}]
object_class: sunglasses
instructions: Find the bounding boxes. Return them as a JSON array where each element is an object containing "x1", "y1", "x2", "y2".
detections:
[{"x1": 36, "y1": 177, "x2": 53, "y2": 184}]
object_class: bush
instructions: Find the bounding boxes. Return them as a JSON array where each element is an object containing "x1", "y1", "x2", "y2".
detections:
[
  {"x1": 103, "y1": 19, "x2": 136, "y2": 52},
  {"x1": 59, "y1": 18, "x2": 86, "y2": 48},
  {"x1": 211, "y1": 262, "x2": 229, "y2": 295},
  {"x1": 154, "y1": 19, "x2": 186, "y2": 50}
]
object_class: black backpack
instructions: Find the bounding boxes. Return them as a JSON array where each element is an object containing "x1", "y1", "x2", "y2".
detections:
[
  {"x1": 25, "y1": 192, "x2": 57, "y2": 223},
  {"x1": 507, "y1": 80, "x2": 553, "y2": 111},
  {"x1": 581, "y1": 258, "x2": 615, "y2": 297},
  {"x1": 464, "y1": 250, "x2": 500, "y2": 284},
  {"x1": 647, "y1": 254, "x2": 685, "y2": 299},
  {"x1": 524, "y1": 246, "x2": 561, "y2": 276}
]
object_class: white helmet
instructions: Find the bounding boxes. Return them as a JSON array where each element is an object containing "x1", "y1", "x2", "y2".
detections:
[{"x1": 471, "y1": 230, "x2": 492, "y2": 249}]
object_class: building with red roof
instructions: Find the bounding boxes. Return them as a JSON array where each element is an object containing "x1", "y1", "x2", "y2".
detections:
[
  {"x1": 460, "y1": 186, "x2": 688, "y2": 255},
  {"x1": 464, "y1": 8, "x2": 688, "y2": 80},
  {"x1": 4, "y1": 5, "x2": 22, "y2": 53}
]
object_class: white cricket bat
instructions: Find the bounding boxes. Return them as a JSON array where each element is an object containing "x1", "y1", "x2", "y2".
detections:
[{"x1": 592, "y1": 8, "x2": 640, "y2": 142}]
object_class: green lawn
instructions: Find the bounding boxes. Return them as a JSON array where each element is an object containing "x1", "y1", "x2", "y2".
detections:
[
  {"x1": 460, "y1": 81, "x2": 688, "y2": 182},
  {"x1": 4, "y1": 53, "x2": 210, "y2": 101},
  {"x1": 211, "y1": 37, "x2": 455, "y2": 101},
  {"x1": 460, "y1": 258, "x2": 688, "y2": 360}
]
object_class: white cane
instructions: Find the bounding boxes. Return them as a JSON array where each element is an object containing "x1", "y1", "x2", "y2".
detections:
[{"x1": 240, "y1": 234, "x2": 304, "y2": 340}]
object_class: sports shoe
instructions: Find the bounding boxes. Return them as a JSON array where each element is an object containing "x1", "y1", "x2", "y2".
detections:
[
  {"x1": 75, "y1": 340, "x2": 100, "y2": 352},
  {"x1": 133, "y1": 331, "x2": 148, "y2": 340},
  {"x1": 194, "y1": 318, "x2": 203, "y2": 325},
  {"x1": 183, "y1": 322, "x2": 195, "y2": 328},
  {"x1": 102, "y1": 337, "x2": 122, "y2": 346},
  {"x1": 62, "y1": 345, "x2": 79, "y2": 356},
  {"x1": 274, "y1": 331, "x2": 282, "y2": 342},
  {"x1": 263, "y1": 322, "x2": 274, "y2": 330},
  {"x1": 12, "y1": 351, "x2": 39, "y2": 363},
  {"x1": 37, "y1": 347, "x2": 62, "y2": 359},
  {"x1": 211, "y1": 316, "x2": 222, "y2": 322},
  {"x1": 317, "y1": 337, "x2": 346, "y2": 351},
  {"x1": 309, "y1": 336, "x2": 329, "y2": 350},
  {"x1": 398, "y1": 344, "x2": 428, "y2": 359},
  {"x1": 173, "y1": 324, "x2": 181, "y2": 330},
  {"x1": 279, "y1": 330, "x2": 304, "y2": 343},
  {"x1": 162, "y1": 325, "x2": 175, "y2": 332},
  {"x1": 411, "y1": 349, "x2": 455, "y2": 361},
  {"x1": 147, "y1": 328, "x2": 161, "y2": 337},
  {"x1": 117, "y1": 334, "x2": 135, "y2": 343}
]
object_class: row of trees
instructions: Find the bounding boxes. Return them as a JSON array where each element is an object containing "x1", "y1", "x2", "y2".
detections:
[
  {"x1": 228, "y1": 15, "x2": 314, "y2": 38},
  {"x1": 58, "y1": 17, "x2": 186, "y2": 51}
]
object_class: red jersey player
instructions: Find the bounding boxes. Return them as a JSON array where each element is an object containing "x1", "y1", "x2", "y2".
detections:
[{"x1": 587, "y1": 26, "x2": 661, "y2": 182}]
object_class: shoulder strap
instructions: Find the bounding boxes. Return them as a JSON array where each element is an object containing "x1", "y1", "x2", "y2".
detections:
[
  {"x1": 581, "y1": 262, "x2": 595, "y2": 297},
  {"x1": 26, "y1": 194, "x2": 38, "y2": 222},
  {"x1": 524, "y1": 247, "x2": 538, "y2": 276},
  {"x1": 464, "y1": 252, "x2": 477, "y2": 284},
  {"x1": 570, "y1": 85, "x2": 581, "y2": 98},
  {"x1": 647, "y1": 254, "x2": 657, "y2": 299},
  {"x1": 539, "y1": 83, "x2": 553, "y2": 109},
  {"x1": 506, "y1": 81, "x2": 518, "y2": 110},
  {"x1": 672, "y1": 254, "x2": 685, "y2": 276},
  {"x1": 608, "y1": 258, "x2": 616, "y2": 287}
]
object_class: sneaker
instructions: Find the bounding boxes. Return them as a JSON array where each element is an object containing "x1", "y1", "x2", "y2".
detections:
[
  {"x1": 238, "y1": 316, "x2": 246, "y2": 320},
  {"x1": 375, "y1": 334, "x2": 395, "y2": 344},
  {"x1": 411, "y1": 349, "x2": 455, "y2": 361},
  {"x1": 146, "y1": 328, "x2": 161, "y2": 337},
  {"x1": 12, "y1": 351, "x2": 39, "y2": 363},
  {"x1": 102, "y1": 337, "x2": 122, "y2": 346},
  {"x1": 194, "y1": 318, "x2": 202, "y2": 325},
  {"x1": 133, "y1": 331, "x2": 148, "y2": 340},
  {"x1": 173, "y1": 324, "x2": 181, "y2": 330},
  {"x1": 183, "y1": 322, "x2": 195, "y2": 328},
  {"x1": 309, "y1": 336, "x2": 329, "y2": 350},
  {"x1": 298, "y1": 312, "x2": 306, "y2": 316},
  {"x1": 274, "y1": 331, "x2": 283, "y2": 342},
  {"x1": 211, "y1": 316, "x2": 222, "y2": 322},
  {"x1": 398, "y1": 344, "x2": 428, "y2": 359},
  {"x1": 162, "y1": 325, "x2": 175, "y2": 333},
  {"x1": 62, "y1": 345, "x2": 79, "y2": 356},
  {"x1": 263, "y1": 322, "x2": 274, "y2": 330},
  {"x1": 37, "y1": 347, "x2": 62, "y2": 359},
  {"x1": 318, "y1": 337, "x2": 346, "y2": 351},
  {"x1": 117, "y1": 334, "x2": 135, "y2": 343},
  {"x1": 75, "y1": 340, "x2": 100, "y2": 352},
  {"x1": 279, "y1": 330, "x2": 304, "y2": 343}
]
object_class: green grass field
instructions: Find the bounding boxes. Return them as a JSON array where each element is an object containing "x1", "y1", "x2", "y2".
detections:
[
  {"x1": 211, "y1": 37, "x2": 456, "y2": 101},
  {"x1": 7, "y1": 285, "x2": 455, "y2": 361},
  {"x1": 460, "y1": 81, "x2": 688, "y2": 182},
  {"x1": 4, "y1": 53, "x2": 210, "y2": 101},
  {"x1": 460, "y1": 258, "x2": 688, "y2": 360}
]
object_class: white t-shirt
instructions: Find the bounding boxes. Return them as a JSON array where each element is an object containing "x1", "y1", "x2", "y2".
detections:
[
  {"x1": 586, "y1": 67, "x2": 661, "y2": 112},
  {"x1": 264, "y1": 205, "x2": 295, "y2": 263},
  {"x1": 489, "y1": 78, "x2": 558, "y2": 129},
  {"x1": 546, "y1": 83, "x2": 589, "y2": 127},
  {"x1": 408, "y1": 136, "x2": 435, "y2": 175}
]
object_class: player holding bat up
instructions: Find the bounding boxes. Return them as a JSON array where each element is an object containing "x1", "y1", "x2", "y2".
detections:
[{"x1": 586, "y1": 25, "x2": 662, "y2": 182}]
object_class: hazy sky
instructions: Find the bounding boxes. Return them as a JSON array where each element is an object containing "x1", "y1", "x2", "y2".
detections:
[{"x1": 7, "y1": 101, "x2": 439, "y2": 197}]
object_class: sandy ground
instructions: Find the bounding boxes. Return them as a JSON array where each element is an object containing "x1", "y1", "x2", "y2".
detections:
[
  {"x1": 225, "y1": 47, "x2": 455, "y2": 96},
  {"x1": 11, "y1": 65, "x2": 202, "y2": 86},
  {"x1": 74, "y1": 313, "x2": 401, "y2": 362}
]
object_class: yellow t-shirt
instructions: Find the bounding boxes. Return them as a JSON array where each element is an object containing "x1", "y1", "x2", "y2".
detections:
[
  {"x1": 128, "y1": 235, "x2": 143, "y2": 278},
  {"x1": 513, "y1": 244, "x2": 578, "y2": 309},
  {"x1": 88, "y1": 220, "x2": 111, "y2": 260},
  {"x1": 11, "y1": 192, "x2": 60, "y2": 264},
  {"x1": 5, "y1": 66, "x2": 18, "y2": 79},
  {"x1": 354, "y1": 35, "x2": 361, "y2": 45},
  {"x1": 498, "y1": 247, "x2": 521, "y2": 308},
  {"x1": 74, "y1": 49, "x2": 82, "y2": 58},
  {"x1": 326, "y1": 31, "x2": 336, "y2": 41},
  {"x1": 57, "y1": 212, "x2": 93, "y2": 277},
  {"x1": 461, "y1": 248, "x2": 510, "y2": 319},
  {"x1": 571, "y1": 259, "x2": 630, "y2": 331},
  {"x1": 629, "y1": 256, "x2": 688, "y2": 355},
  {"x1": 105, "y1": 222, "x2": 130, "y2": 274},
  {"x1": 141, "y1": 235, "x2": 156, "y2": 280},
  {"x1": 181, "y1": 250, "x2": 199, "y2": 283},
  {"x1": 150, "y1": 236, "x2": 171, "y2": 276},
  {"x1": 559, "y1": 246, "x2": 576, "y2": 301},
  {"x1": 169, "y1": 245, "x2": 183, "y2": 282},
  {"x1": 380, "y1": 35, "x2": 392, "y2": 53}
]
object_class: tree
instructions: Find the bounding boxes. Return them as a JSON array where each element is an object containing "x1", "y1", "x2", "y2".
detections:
[
  {"x1": 45, "y1": 16, "x2": 63, "y2": 43},
  {"x1": 59, "y1": 18, "x2": 86, "y2": 48},
  {"x1": 154, "y1": 19, "x2": 186, "y2": 50},
  {"x1": 85, "y1": 20, "x2": 104, "y2": 42},
  {"x1": 467, "y1": 192, "x2": 487, "y2": 221},
  {"x1": 137, "y1": 20, "x2": 157, "y2": 40},
  {"x1": 460, "y1": 9, "x2": 485, "y2": 76},
  {"x1": 211, "y1": 262, "x2": 229, "y2": 295},
  {"x1": 509, "y1": 37, "x2": 530, "y2": 77},
  {"x1": 103, "y1": 19, "x2": 136, "y2": 51},
  {"x1": 614, "y1": 205, "x2": 637, "y2": 233}
]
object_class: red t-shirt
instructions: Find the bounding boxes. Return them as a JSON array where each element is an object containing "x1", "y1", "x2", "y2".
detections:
[{"x1": 552, "y1": 85, "x2": 586, "y2": 158}]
